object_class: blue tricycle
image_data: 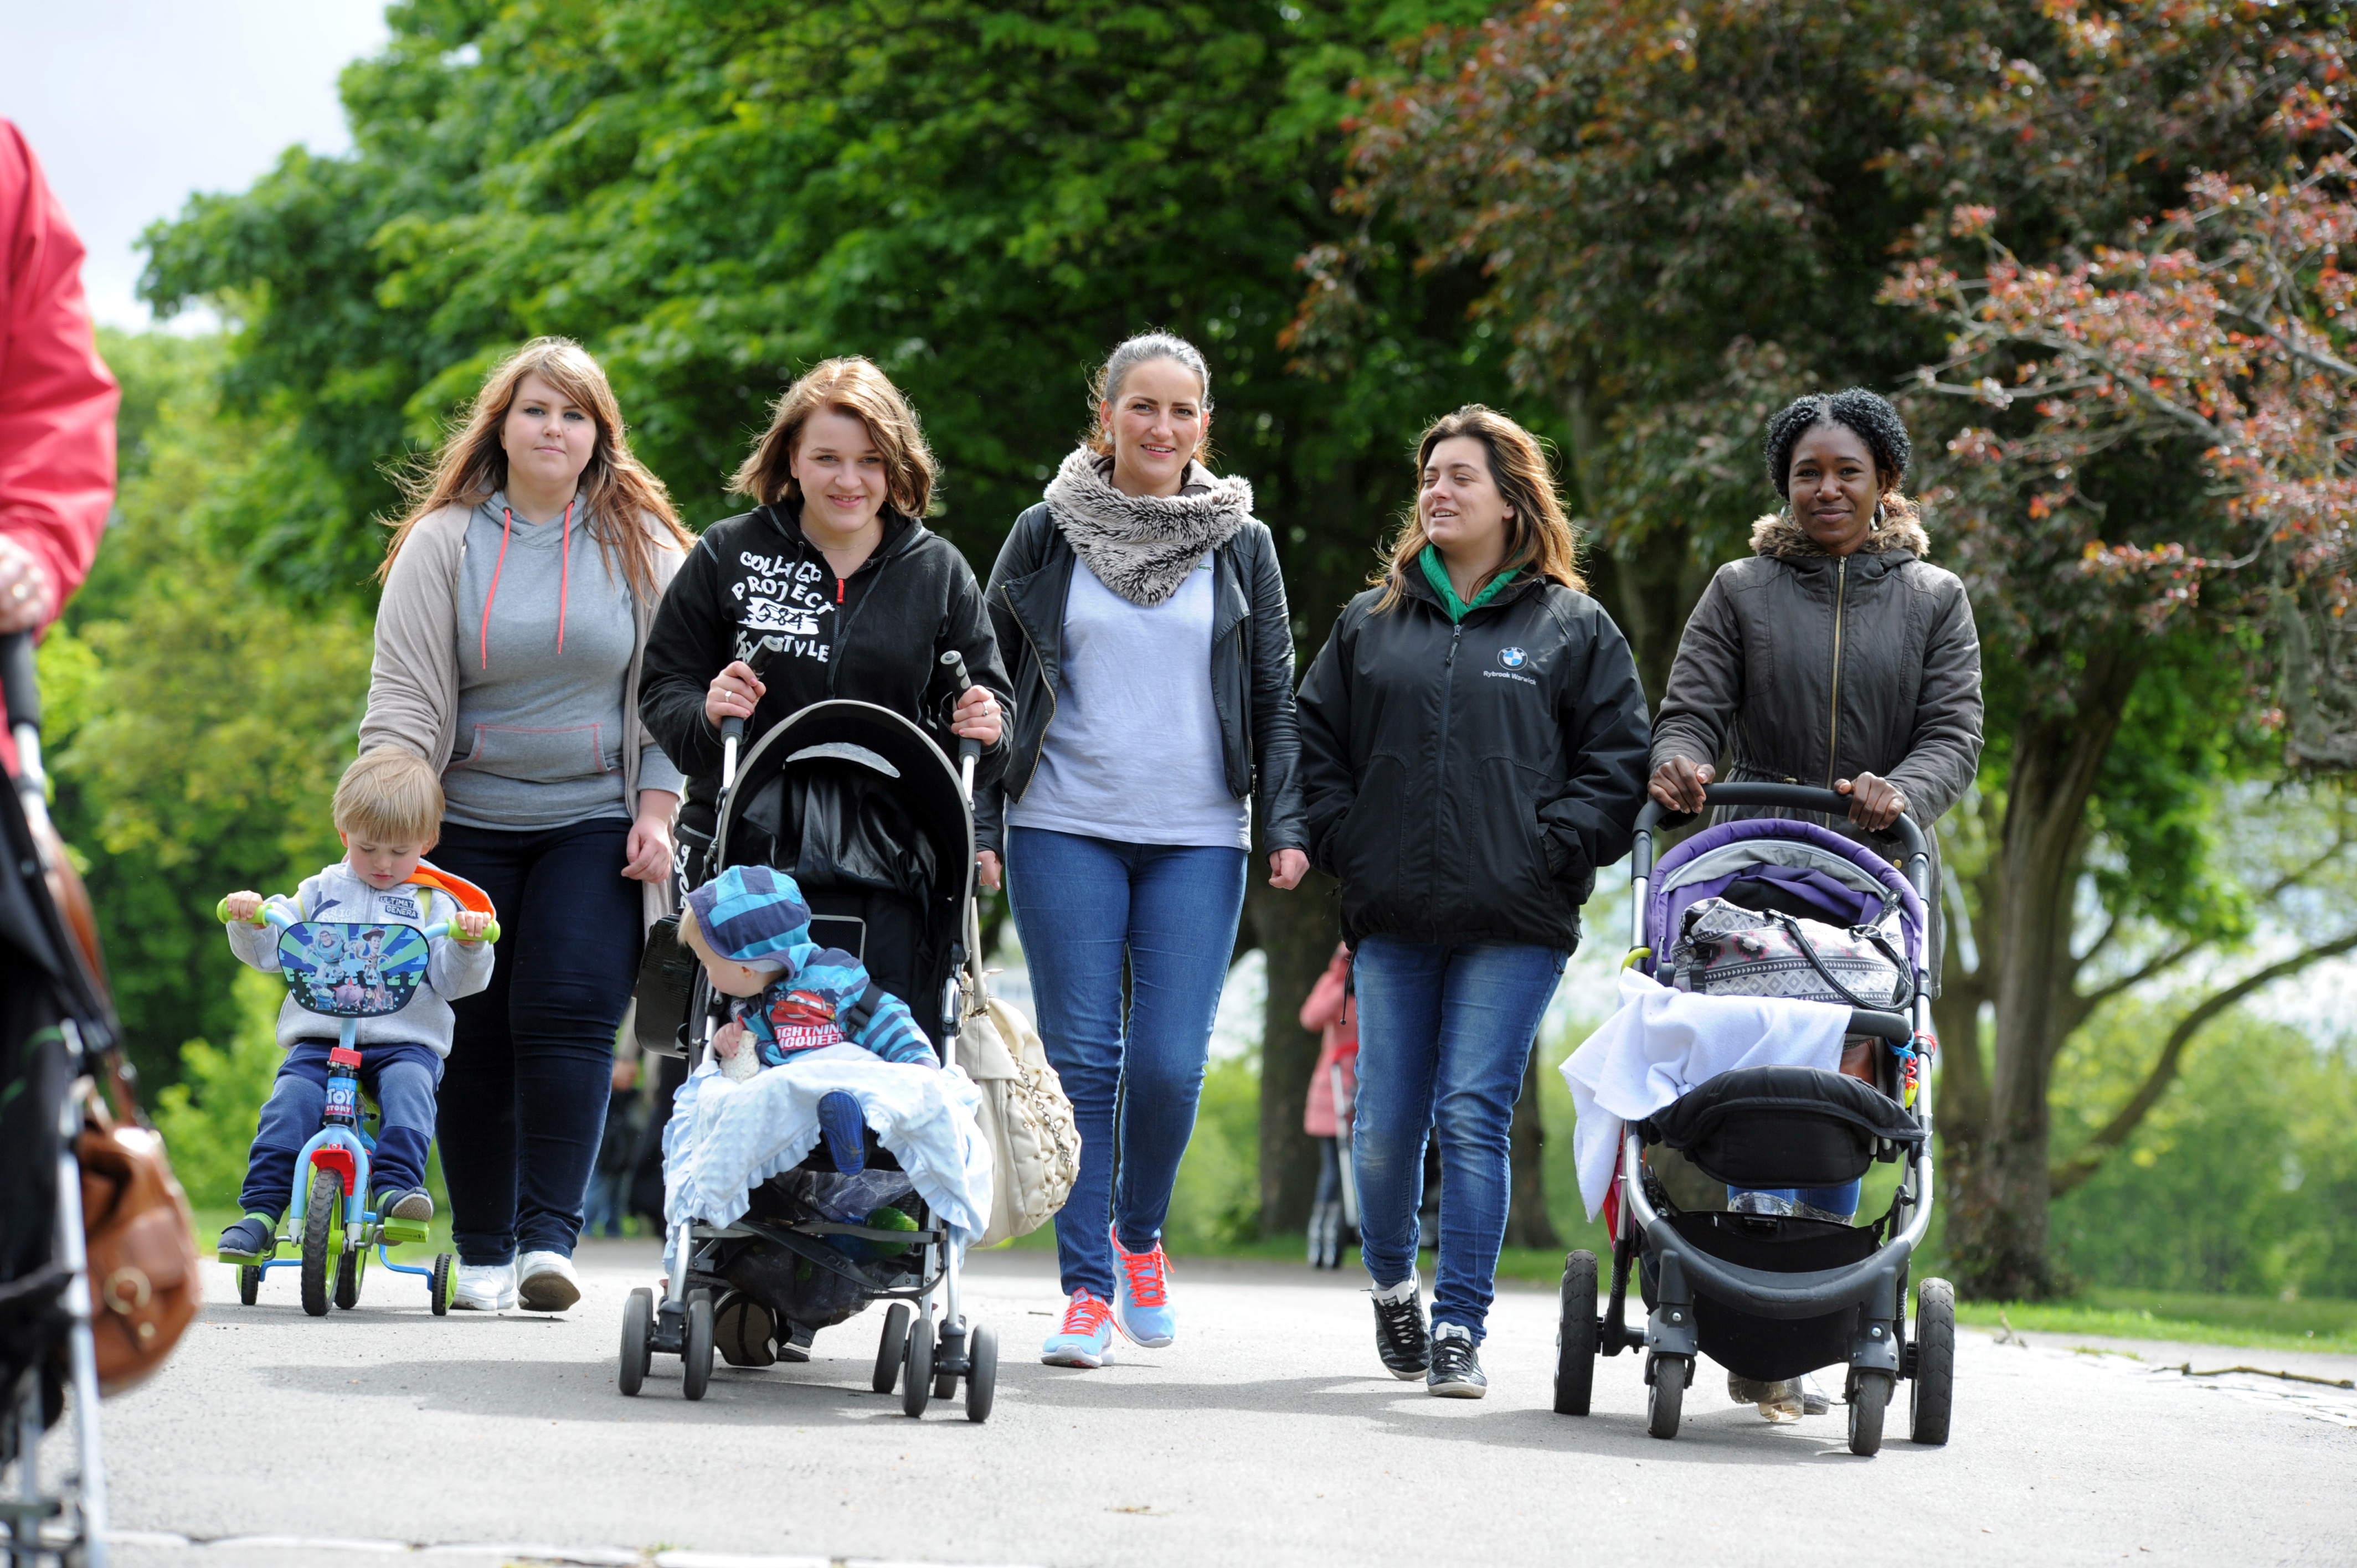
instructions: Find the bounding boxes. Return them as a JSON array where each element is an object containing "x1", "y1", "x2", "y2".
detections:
[{"x1": 215, "y1": 900, "x2": 497, "y2": 1317}]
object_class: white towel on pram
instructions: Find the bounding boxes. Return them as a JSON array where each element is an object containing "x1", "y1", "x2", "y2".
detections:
[
  {"x1": 663, "y1": 1044, "x2": 995, "y2": 1255},
  {"x1": 1560, "y1": 968, "x2": 1849, "y2": 1220}
]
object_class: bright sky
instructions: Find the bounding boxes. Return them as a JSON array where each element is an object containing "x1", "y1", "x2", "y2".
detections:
[{"x1": 0, "y1": 0, "x2": 389, "y2": 331}]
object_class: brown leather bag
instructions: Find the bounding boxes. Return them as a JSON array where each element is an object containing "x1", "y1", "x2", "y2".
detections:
[{"x1": 76, "y1": 1089, "x2": 200, "y2": 1396}]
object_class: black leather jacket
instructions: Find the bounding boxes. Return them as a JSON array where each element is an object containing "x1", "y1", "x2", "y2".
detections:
[{"x1": 976, "y1": 501, "x2": 1306, "y2": 857}]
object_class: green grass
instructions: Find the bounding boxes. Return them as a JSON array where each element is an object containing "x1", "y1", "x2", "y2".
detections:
[{"x1": 1955, "y1": 1287, "x2": 2357, "y2": 1355}]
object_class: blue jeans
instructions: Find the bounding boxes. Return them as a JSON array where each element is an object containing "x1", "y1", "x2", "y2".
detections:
[
  {"x1": 433, "y1": 818, "x2": 643, "y2": 1265},
  {"x1": 238, "y1": 1040, "x2": 442, "y2": 1217},
  {"x1": 1007, "y1": 826, "x2": 1247, "y2": 1302},
  {"x1": 1730, "y1": 1181, "x2": 1861, "y2": 1219},
  {"x1": 1352, "y1": 936, "x2": 1567, "y2": 1343}
]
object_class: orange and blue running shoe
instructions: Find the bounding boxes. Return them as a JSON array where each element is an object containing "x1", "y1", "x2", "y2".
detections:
[
  {"x1": 1111, "y1": 1225, "x2": 1176, "y2": 1348},
  {"x1": 1041, "y1": 1289, "x2": 1117, "y2": 1368}
]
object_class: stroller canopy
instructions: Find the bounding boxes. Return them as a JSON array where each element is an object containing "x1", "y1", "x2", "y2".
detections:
[{"x1": 1644, "y1": 818, "x2": 1927, "y2": 977}]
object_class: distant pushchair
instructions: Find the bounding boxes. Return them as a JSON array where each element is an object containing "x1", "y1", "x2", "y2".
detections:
[
  {"x1": 2, "y1": 635, "x2": 126, "y2": 1566},
  {"x1": 624, "y1": 666, "x2": 1005, "y2": 1420},
  {"x1": 1556, "y1": 783, "x2": 1952, "y2": 1457}
]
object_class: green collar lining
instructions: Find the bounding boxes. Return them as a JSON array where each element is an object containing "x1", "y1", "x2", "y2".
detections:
[{"x1": 1419, "y1": 546, "x2": 1516, "y2": 623}]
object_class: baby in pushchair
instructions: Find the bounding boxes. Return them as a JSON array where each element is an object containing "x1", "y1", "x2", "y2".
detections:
[{"x1": 678, "y1": 864, "x2": 936, "y2": 1174}]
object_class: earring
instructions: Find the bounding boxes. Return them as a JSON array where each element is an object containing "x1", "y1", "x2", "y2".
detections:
[{"x1": 1872, "y1": 501, "x2": 1885, "y2": 531}]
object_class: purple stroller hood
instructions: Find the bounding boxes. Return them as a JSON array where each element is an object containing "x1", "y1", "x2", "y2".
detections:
[{"x1": 1643, "y1": 817, "x2": 1928, "y2": 976}]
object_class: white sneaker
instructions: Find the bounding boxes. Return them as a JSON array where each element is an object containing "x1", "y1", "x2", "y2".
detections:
[
  {"x1": 516, "y1": 1250, "x2": 581, "y2": 1313},
  {"x1": 452, "y1": 1261, "x2": 516, "y2": 1311}
]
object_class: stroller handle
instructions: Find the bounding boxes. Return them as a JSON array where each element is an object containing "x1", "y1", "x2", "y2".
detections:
[
  {"x1": 938, "y1": 649, "x2": 984, "y2": 773},
  {"x1": 1631, "y1": 783, "x2": 1928, "y2": 881}
]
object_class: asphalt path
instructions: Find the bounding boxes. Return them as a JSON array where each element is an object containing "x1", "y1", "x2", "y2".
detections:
[{"x1": 85, "y1": 1240, "x2": 2357, "y2": 1568}]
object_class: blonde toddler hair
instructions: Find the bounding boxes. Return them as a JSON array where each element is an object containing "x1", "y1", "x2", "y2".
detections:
[{"x1": 336, "y1": 750, "x2": 445, "y2": 844}]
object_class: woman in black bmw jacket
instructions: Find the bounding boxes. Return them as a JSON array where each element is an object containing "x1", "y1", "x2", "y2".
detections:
[{"x1": 1296, "y1": 405, "x2": 1649, "y2": 1399}]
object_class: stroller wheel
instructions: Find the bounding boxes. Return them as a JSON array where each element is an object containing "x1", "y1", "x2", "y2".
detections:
[
  {"x1": 682, "y1": 1289, "x2": 716, "y2": 1402},
  {"x1": 1910, "y1": 1278, "x2": 1955, "y2": 1446},
  {"x1": 1645, "y1": 1353, "x2": 1689, "y2": 1440},
  {"x1": 237, "y1": 1266, "x2": 260, "y2": 1307},
  {"x1": 299, "y1": 1166, "x2": 341, "y2": 1318},
  {"x1": 1849, "y1": 1370, "x2": 1891, "y2": 1456},
  {"x1": 1553, "y1": 1250, "x2": 1598, "y2": 1416},
  {"x1": 619, "y1": 1287, "x2": 654, "y2": 1396},
  {"x1": 874, "y1": 1303, "x2": 910, "y2": 1394},
  {"x1": 965, "y1": 1322, "x2": 998, "y2": 1423},
  {"x1": 902, "y1": 1308, "x2": 934, "y2": 1418}
]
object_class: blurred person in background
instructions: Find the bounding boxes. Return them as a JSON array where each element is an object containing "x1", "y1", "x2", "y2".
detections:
[{"x1": 0, "y1": 120, "x2": 117, "y2": 685}]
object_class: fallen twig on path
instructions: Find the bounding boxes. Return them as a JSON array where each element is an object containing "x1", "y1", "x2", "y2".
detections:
[{"x1": 2165, "y1": 1363, "x2": 2355, "y2": 1390}]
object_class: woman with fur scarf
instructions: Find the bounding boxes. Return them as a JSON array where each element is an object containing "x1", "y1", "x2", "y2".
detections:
[
  {"x1": 977, "y1": 332, "x2": 1307, "y2": 1371},
  {"x1": 1646, "y1": 387, "x2": 1984, "y2": 1415}
]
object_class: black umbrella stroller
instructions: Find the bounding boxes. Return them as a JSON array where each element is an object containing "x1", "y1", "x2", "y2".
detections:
[
  {"x1": 622, "y1": 661, "x2": 1000, "y2": 1420},
  {"x1": 1555, "y1": 783, "x2": 1952, "y2": 1456},
  {"x1": 1, "y1": 635, "x2": 115, "y2": 1566}
]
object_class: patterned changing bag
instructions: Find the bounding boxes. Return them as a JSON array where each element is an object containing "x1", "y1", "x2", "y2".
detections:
[{"x1": 1668, "y1": 896, "x2": 1913, "y2": 1010}]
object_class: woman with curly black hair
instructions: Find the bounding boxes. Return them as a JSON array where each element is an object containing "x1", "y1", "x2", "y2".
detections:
[{"x1": 1647, "y1": 387, "x2": 1984, "y2": 1413}]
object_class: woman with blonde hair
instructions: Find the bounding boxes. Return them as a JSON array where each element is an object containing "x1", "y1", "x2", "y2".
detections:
[
  {"x1": 363, "y1": 336, "x2": 696, "y2": 1312},
  {"x1": 639, "y1": 356, "x2": 1008, "y2": 900},
  {"x1": 1295, "y1": 404, "x2": 1649, "y2": 1396},
  {"x1": 979, "y1": 331, "x2": 1306, "y2": 1370}
]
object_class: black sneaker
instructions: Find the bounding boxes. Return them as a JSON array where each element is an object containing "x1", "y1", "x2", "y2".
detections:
[
  {"x1": 1427, "y1": 1324, "x2": 1487, "y2": 1398},
  {"x1": 1371, "y1": 1283, "x2": 1430, "y2": 1379}
]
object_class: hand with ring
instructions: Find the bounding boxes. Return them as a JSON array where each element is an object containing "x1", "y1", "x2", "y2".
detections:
[
  {"x1": 704, "y1": 660, "x2": 767, "y2": 728},
  {"x1": 950, "y1": 684, "x2": 1002, "y2": 746}
]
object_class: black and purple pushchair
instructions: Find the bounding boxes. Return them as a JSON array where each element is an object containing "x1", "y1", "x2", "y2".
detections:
[{"x1": 1555, "y1": 783, "x2": 1953, "y2": 1456}]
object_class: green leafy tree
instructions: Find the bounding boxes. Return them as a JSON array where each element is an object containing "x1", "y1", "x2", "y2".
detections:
[{"x1": 40, "y1": 332, "x2": 369, "y2": 1090}]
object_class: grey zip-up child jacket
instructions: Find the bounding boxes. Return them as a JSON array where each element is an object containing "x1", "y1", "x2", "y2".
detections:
[{"x1": 225, "y1": 860, "x2": 496, "y2": 1056}]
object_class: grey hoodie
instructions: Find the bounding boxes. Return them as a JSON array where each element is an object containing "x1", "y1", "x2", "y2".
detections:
[
  {"x1": 226, "y1": 860, "x2": 496, "y2": 1058},
  {"x1": 436, "y1": 492, "x2": 686, "y2": 829}
]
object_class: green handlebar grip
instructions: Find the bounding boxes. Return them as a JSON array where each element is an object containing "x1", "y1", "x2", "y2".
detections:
[
  {"x1": 481, "y1": 919, "x2": 501, "y2": 944},
  {"x1": 215, "y1": 896, "x2": 264, "y2": 925}
]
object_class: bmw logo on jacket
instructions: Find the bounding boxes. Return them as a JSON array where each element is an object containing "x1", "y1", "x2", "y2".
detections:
[{"x1": 1295, "y1": 567, "x2": 1651, "y2": 950}]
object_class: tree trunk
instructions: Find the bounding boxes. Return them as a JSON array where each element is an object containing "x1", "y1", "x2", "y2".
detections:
[
  {"x1": 1252, "y1": 870, "x2": 1341, "y2": 1237},
  {"x1": 1504, "y1": 1048, "x2": 1561, "y2": 1250},
  {"x1": 1945, "y1": 647, "x2": 2140, "y2": 1299}
]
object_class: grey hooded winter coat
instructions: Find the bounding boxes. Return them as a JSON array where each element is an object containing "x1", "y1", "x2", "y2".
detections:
[{"x1": 1649, "y1": 509, "x2": 1984, "y2": 977}]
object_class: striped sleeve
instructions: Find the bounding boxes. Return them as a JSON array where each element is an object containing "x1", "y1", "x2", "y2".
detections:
[{"x1": 852, "y1": 991, "x2": 936, "y2": 1066}]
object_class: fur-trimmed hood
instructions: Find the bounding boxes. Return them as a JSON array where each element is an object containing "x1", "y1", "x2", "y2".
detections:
[
  {"x1": 1042, "y1": 446, "x2": 1255, "y2": 607},
  {"x1": 1748, "y1": 508, "x2": 1931, "y2": 561}
]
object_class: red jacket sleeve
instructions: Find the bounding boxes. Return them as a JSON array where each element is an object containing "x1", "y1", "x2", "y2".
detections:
[{"x1": 0, "y1": 121, "x2": 117, "y2": 614}]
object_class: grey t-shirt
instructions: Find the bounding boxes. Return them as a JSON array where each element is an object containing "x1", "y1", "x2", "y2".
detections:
[
  {"x1": 1007, "y1": 554, "x2": 1248, "y2": 850},
  {"x1": 441, "y1": 493, "x2": 685, "y2": 830}
]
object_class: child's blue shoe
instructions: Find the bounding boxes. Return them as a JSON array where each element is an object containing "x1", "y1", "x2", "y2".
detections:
[
  {"x1": 217, "y1": 1214, "x2": 277, "y2": 1264},
  {"x1": 817, "y1": 1091, "x2": 868, "y2": 1174}
]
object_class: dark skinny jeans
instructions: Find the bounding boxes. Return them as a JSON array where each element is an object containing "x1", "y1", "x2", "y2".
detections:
[{"x1": 431, "y1": 817, "x2": 642, "y2": 1265}]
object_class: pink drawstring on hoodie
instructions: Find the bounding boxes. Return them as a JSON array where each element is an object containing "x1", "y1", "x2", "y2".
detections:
[{"x1": 479, "y1": 500, "x2": 575, "y2": 669}]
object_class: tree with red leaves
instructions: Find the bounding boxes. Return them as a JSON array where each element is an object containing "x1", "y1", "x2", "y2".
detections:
[{"x1": 1313, "y1": 0, "x2": 2357, "y2": 1295}]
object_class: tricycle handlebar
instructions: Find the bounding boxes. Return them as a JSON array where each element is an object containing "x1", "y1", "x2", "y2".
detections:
[{"x1": 217, "y1": 898, "x2": 498, "y2": 945}]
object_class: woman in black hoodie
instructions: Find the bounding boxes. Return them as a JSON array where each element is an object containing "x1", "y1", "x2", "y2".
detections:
[
  {"x1": 639, "y1": 357, "x2": 1011, "y2": 890},
  {"x1": 1296, "y1": 405, "x2": 1649, "y2": 1399}
]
